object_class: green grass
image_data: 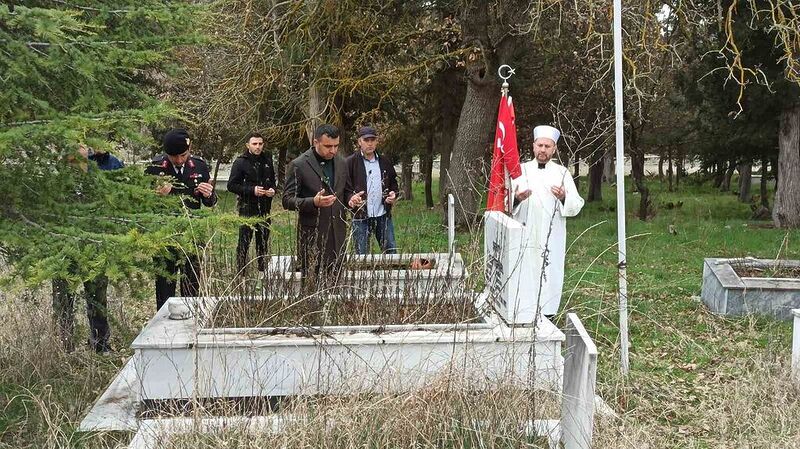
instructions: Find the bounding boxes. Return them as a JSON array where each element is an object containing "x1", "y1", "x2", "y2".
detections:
[{"x1": 1, "y1": 176, "x2": 799, "y2": 448}]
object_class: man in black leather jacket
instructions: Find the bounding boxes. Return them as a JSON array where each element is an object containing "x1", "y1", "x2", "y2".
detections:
[{"x1": 227, "y1": 132, "x2": 276, "y2": 273}]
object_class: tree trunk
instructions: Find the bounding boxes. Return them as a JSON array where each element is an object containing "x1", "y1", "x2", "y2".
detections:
[
  {"x1": 276, "y1": 145, "x2": 288, "y2": 190},
  {"x1": 629, "y1": 131, "x2": 651, "y2": 220},
  {"x1": 587, "y1": 150, "x2": 603, "y2": 202},
  {"x1": 760, "y1": 157, "x2": 769, "y2": 208},
  {"x1": 423, "y1": 132, "x2": 435, "y2": 208},
  {"x1": 720, "y1": 160, "x2": 735, "y2": 192},
  {"x1": 306, "y1": 82, "x2": 323, "y2": 144},
  {"x1": 772, "y1": 156, "x2": 779, "y2": 192},
  {"x1": 603, "y1": 147, "x2": 614, "y2": 183},
  {"x1": 658, "y1": 154, "x2": 664, "y2": 180},
  {"x1": 401, "y1": 155, "x2": 414, "y2": 201},
  {"x1": 437, "y1": 68, "x2": 464, "y2": 205},
  {"x1": 713, "y1": 160, "x2": 726, "y2": 188},
  {"x1": 738, "y1": 162, "x2": 752, "y2": 203},
  {"x1": 676, "y1": 151, "x2": 683, "y2": 187},
  {"x1": 667, "y1": 151, "x2": 673, "y2": 192},
  {"x1": 572, "y1": 157, "x2": 580, "y2": 190},
  {"x1": 446, "y1": 76, "x2": 497, "y2": 228},
  {"x1": 773, "y1": 102, "x2": 800, "y2": 228}
]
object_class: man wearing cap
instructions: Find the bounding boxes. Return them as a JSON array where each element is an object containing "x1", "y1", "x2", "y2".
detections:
[
  {"x1": 146, "y1": 128, "x2": 217, "y2": 310},
  {"x1": 282, "y1": 124, "x2": 348, "y2": 286},
  {"x1": 51, "y1": 143, "x2": 125, "y2": 352},
  {"x1": 512, "y1": 125, "x2": 584, "y2": 318},
  {"x1": 345, "y1": 126, "x2": 399, "y2": 254}
]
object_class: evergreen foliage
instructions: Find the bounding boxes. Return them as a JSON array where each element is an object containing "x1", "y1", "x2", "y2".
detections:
[{"x1": 0, "y1": 2, "x2": 235, "y2": 287}]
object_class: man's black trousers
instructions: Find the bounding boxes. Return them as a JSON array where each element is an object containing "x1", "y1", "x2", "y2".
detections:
[{"x1": 236, "y1": 217, "x2": 271, "y2": 273}]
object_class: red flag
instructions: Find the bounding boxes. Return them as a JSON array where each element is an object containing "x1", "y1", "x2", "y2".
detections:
[{"x1": 486, "y1": 93, "x2": 522, "y2": 212}]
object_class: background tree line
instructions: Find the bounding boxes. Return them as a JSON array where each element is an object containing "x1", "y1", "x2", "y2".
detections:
[{"x1": 1, "y1": 0, "x2": 799, "y2": 285}]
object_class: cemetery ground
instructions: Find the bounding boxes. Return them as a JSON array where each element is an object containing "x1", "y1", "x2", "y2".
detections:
[{"x1": 1, "y1": 177, "x2": 799, "y2": 448}]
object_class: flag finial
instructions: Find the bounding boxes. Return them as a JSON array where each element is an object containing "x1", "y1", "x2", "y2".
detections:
[{"x1": 498, "y1": 64, "x2": 515, "y2": 94}]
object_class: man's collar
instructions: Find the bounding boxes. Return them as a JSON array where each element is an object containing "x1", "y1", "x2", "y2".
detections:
[
  {"x1": 360, "y1": 150, "x2": 379, "y2": 161},
  {"x1": 312, "y1": 148, "x2": 331, "y2": 163}
]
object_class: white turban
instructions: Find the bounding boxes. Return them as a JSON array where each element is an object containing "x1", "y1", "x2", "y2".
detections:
[{"x1": 533, "y1": 125, "x2": 560, "y2": 144}]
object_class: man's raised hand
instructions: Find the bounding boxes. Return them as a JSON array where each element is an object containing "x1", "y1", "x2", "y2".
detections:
[
  {"x1": 349, "y1": 190, "x2": 366, "y2": 208},
  {"x1": 550, "y1": 185, "x2": 565, "y2": 201},
  {"x1": 314, "y1": 189, "x2": 337, "y2": 208},
  {"x1": 384, "y1": 191, "x2": 397, "y2": 205},
  {"x1": 156, "y1": 182, "x2": 173, "y2": 196},
  {"x1": 515, "y1": 185, "x2": 532, "y2": 202},
  {"x1": 196, "y1": 182, "x2": 214, "y2": 198}
]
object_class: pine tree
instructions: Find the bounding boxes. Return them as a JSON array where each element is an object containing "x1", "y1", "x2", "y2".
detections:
[{"x1": 0, "y1": 2, "x2": 235, "y2": 287}]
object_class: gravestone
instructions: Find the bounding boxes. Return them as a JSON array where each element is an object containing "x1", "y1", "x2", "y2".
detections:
[
  {"x1": 702, "y1": 258, "x2": 800, "y2": 320},
  {"x1": 483, "y1": 211, "x2": 539, "y2": 324},
  {"x1": 560, "y1": 313, "x2": 598, "y2": 449},
  {"x1": 793, "y1": 309, "x2": 800, "y2": 382}
]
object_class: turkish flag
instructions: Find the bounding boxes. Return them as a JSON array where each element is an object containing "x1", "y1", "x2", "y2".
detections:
[{"x1": 486, "y1": 93, "x2": 522, "y2": 212}]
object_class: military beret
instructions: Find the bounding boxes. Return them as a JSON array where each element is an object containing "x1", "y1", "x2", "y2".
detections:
[{"x1": 163, "y1": 128, "x2": 191, "y2": 155}]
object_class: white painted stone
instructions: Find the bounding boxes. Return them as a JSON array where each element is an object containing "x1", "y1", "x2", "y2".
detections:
[
  {"x1": 167, "y1": 298, "x2": 192, "y2": 320},
  {"x1": 130, "y1": 297, "x2": 564, "y2": 401},
  {"x1": 793, "y1": 309, "x2": 800, "y2": 382},
  {"x1": 79, "y1": 357, "x2": 141, "y2": 432},
  {"x1": 132, "y1": 416, "x2": 562, "y2": 449},
  {"x1": 560, "y1": 313, "x2": 598, "y2": 449},
  {"x1": 266, "y1": 252, "x2": 467, "y2": 295},
  {"x1": 483, "y1": 211, "x2": 538, "y2": 324},
  {"x1": 129, "y1": 416, "x2": 290, "y2": 449}
]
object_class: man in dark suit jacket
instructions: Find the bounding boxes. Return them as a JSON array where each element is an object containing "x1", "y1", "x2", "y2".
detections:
[{"x1": 282, "y1": 124, "x2": 349, "y2": 287}]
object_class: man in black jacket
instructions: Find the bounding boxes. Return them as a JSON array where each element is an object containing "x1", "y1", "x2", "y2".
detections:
[
  {"x1": 228, "y1": 132, "x2": 276, "y2": 274},
  {"x1": 345, "y1": 126, "x2": 399, "y2": 254},
  {"x1": 145, "y1": 128, "x2": 217, "y2": 310}
]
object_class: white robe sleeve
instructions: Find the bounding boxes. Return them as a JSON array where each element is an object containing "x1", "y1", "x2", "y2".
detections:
[{"x1": 557, "y1": 168, "x2": 584, "y2": 217}]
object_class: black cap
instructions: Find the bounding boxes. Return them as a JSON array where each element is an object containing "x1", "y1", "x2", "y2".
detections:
[
  {"x1": 357, "y1": 126, "x2": 378, "y2": 138},
  {"x1": 163, "y1": 129, "x2": 190, "y2": 155}
]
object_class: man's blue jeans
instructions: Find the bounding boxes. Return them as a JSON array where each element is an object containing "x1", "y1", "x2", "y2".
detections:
[{"x1": 352, "y1": 214, "x2": 397, "y2": 254}]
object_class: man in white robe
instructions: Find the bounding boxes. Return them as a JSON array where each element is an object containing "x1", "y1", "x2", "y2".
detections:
[{"x1": 512, "y1": 125, "x2": 584, "y2": 317}]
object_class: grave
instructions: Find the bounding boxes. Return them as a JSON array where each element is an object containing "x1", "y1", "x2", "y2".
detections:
[
  {"x1": 265, "y1": 251, "x2": 467, "y2": 296},
  {"x1": 702, "y1": 257, "x2": 800, "y2": 320},
  {"x1": 81, "y1": 198, "x2": 600, "y2": 449}
]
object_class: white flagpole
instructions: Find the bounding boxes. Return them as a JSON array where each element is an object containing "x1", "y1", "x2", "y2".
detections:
[{"x1": 614, "y1": 0, "x2": 630, "y2": 375}]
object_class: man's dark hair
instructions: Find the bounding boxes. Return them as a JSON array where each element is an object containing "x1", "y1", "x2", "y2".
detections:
[
  {"x1": 314, "y1": 124, "x2": 340, "y2": 140},
  {"x1": 246, "y1": 132, "x2": 264, "y2": 142}
]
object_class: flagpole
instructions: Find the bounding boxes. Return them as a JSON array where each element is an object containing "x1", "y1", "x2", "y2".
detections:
[
  {"x1": 498, "y1": 65, "x2": 516, "y2": 214},
  {"x1": 613, "y1": 0, "x2": 630, "y2": 375}
]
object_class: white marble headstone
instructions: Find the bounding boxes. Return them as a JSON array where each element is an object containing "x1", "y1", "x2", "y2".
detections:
[
  {"x1": 792, "y1": 309, "x2": 800, "y2": 382},
  {"x1": 484, "y1": 211, "x2": 538, "y2": 324}
]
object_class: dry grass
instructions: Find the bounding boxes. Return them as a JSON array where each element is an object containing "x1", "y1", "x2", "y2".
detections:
[{"x1": 2, "y1": 183, "x2": 800, "y2": 448}]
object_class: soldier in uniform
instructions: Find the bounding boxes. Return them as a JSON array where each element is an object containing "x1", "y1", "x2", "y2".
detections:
[{"x1": 146, "y1": 128, "x2": 217, "y2": 310}]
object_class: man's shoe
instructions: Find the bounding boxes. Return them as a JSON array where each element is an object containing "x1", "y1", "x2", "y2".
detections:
[{"x1": 88, "y1": 338, "x2": 111, "y2": 354}]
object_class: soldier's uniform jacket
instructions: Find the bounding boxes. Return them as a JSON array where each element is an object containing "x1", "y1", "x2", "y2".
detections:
[{"x1": 146, "y1": 154, "x2": 218, "y2": 209}]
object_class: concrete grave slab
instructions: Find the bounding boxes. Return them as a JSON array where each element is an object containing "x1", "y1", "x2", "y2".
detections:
[{"x1": 702, "y1": 258, "x2": 800, "y2": 320}]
